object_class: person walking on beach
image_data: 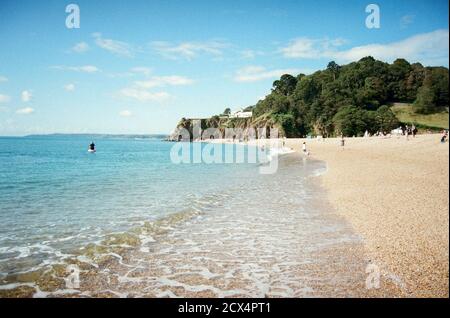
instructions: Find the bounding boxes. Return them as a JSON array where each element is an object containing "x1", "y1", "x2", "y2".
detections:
[
  {"x1": 302, "y1": 142, "x2": 309, "y2": 156},
  {"x1": 340, "y1": 134, "x2": 345, "y2": 150},
  {"x1": 412, "y1": 125, "x2": 417, "y2": 138},
  {"x1": 441, "y1": 130, "x2": 448, "y2": 143}
]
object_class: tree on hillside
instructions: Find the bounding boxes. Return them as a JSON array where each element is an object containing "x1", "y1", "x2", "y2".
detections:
[
  {"x1": 375, "y1": 105, "x2": 399, "y2": 133},
  {"x1": 296, "y1": 73, "x2": 307, "y2": 82},
  {"x1": 293, "y1": 76, "x2": 321, "y2": 104},
  {"x1": 272, "y1": 113, "x2": 296, "y2": 137},
  {"x1": 272, "y1": 74, "x2": 297, "y2": 96},
  {"x1": 413, "y1": 85, "x2": 436, "y2": 114},
  {"x1": 332, "y1": 105, "x2": 370, "y2": 137},
  {"x1": 356, "y1": 76, "x2": 388, "y2": 109},
  {"x1": 413, "y1": 70, "x2": 440, "y2": 114},
  {"x1": 222, "y1": 108, "x2": 231, "y2": 116},
  {"x1": 327, "y1": 61, "x2": 341, "y2": 81},
  {"x1": 406, "y1": 63, "x2": 425, "y2": 101},
  {"x1": 430, "y1": 67, "x2": 449, "y2": 107},
  {"x1": 388, "y1": 58, "x2": 412, "y2": 101}
]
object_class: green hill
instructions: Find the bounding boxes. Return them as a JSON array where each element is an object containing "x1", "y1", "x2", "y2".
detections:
[
  {"x1": 173, "y1": 56, "x2": 449, "y2": 138},
  {"x1": 249, "y1": 57, "x2": 448, "y2": 137},
  {"x1": 391, "y1": 103, "x2": 449, "y2": 130}
]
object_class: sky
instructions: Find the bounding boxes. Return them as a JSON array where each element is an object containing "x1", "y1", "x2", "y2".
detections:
[{"x1": 0, "y1": 0, "x2": 448, "y2": 135}]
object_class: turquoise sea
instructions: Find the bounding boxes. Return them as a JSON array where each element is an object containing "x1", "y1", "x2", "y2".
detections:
[{"x1": 0, "y1": 135, "x2": 368, "y2": 297}]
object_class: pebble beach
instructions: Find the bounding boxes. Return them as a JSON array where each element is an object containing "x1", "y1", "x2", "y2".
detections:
[{"x1": 284, "y1": 134, "x2": 449, "y2": 297}]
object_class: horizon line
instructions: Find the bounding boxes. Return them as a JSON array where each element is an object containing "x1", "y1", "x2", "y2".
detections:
[{"x1": 0, "y1": 132, "x2": 170, "y2": 138}]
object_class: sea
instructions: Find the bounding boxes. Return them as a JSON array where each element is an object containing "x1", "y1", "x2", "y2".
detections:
[{"x1": 0, "y1": 135, "x2": 372, "y2": 297}]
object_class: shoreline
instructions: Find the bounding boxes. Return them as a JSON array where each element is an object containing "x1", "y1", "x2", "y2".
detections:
[
  {"x1": 1, "y1": 148, "x2": 379, "y2": 297},
  {"x1": 0, "y1": 135, "x2": 447, "y2": 297},
  {"x1": 210, "y1": 134, "x2": 449, "y2": 297}
]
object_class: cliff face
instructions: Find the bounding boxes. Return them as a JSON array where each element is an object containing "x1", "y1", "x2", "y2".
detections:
[{"x1": 168, "y1": 114, "x2": 285, "y2": 141}]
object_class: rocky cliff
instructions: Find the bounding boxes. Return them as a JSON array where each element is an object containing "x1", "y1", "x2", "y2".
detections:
[{"x1": 168, "y1": 114, "x2": 285, "y2": 141}]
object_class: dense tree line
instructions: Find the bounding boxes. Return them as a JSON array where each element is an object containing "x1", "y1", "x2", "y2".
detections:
[{"x1": 248, "y1": 56, "x2": 448, "y2": 137}]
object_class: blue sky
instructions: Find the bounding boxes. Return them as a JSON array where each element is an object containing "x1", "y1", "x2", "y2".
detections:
[{"x1": 0, "y1": 0, "x2": 448, "y2": 135}]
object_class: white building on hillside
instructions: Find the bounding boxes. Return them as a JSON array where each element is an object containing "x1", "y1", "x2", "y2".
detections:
[{"x1": 229, "y1": 108, "x2": 252, "y2": 118}]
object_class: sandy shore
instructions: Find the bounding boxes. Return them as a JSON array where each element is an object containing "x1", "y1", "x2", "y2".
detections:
[
  {"x1": 280, "y1": 134, "x2": 449, "y2": 297},
  {"x1": 211, "y1": 134, "x2": 449, "y2": 297}
]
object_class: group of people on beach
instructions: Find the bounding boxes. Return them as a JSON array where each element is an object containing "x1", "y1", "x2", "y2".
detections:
[
  {"x1": 403, "y1": 124, "x2": 418, "y2": 140},
  {"x1": 274, "y1": 126, "x2": 447, "y2": 161}
]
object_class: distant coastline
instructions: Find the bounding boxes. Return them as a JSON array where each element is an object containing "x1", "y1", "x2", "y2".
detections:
[{"x1": 21, "y1": 133, "x2": 170, "y2": 140}]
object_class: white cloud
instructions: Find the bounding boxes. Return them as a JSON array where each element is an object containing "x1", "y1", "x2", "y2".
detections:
[
  {"x1": 0, "y1": 94, "x2": 11, "y2": 103},
  {"x1": 77, "y1": 65, "x2": 99, "y2": 73},
  {"x1": 107, "y1": 67, "x2": 153, "y2": 79},
  {"x1": 64, "y1": 83, "x2": 76, "y2": 91},
  {"x1": 280, "y1": 37, "x2": 347, "y2": 59},
  {"x1": 52, "y1": 65, "x2": 99, "y2": 73},
  {"x1": 119, "y1": 110, "x2": 132, "y2": 117},
  {"x1": 21, "y1": 90, "x2": 32, "y2": 102},
  {"x1": 135, "y1": 76, "x2": 194, "y2": 89},
  {"x1": 107, "y1": 72, "x2": 133, "y2": 79},
  {"x1": 240, "y1": 50, "x2": 264, "y2": 59},
  {"x1": 0, "y1": 76, "x2": 7, "y2": 83},
  {"x1": 117, "y1": 73, "x2": 192, "y2": 104},
  {"x1": 130, "y1": 67, "x2": 152, "y2": 76},
  {"x1": 107, "y1": 67, "x2": 155, "y2": 80},
  {"x1": 234, "y1": 66, "x2": 305, "y2": 82},
  {"x1": 151, "y1": 40, "x2": 229, "y2": 60},
  {"x1": 281, "y1": 29, "x2": 449, "y2": 66},
  {"x1": 119, "y1": 88, "x2": 170, "y2": 103},
  {"x1": 340, "y1": 29, "x2": 448, "y2": 66},
  {"x1": 400, "y1": 15, "x2": 415, "y2": 29},
  {"x1": 16, "y1": 107, "x2": 34, "y2": 115},
  {"x1": 72, "y1": 42, "x2": 89, "y2": 53},
  {"x1": 93, "y1": 33, "x2": 134, "y2": 57}
]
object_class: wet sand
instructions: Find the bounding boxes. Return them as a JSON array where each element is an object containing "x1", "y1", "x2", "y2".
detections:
[
  {"x1": 87, "y1": 155, "x2": 396, "y2": 298},
  {"x1": 283, "y1": 134, "x2": 449, "y2": 297}
]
